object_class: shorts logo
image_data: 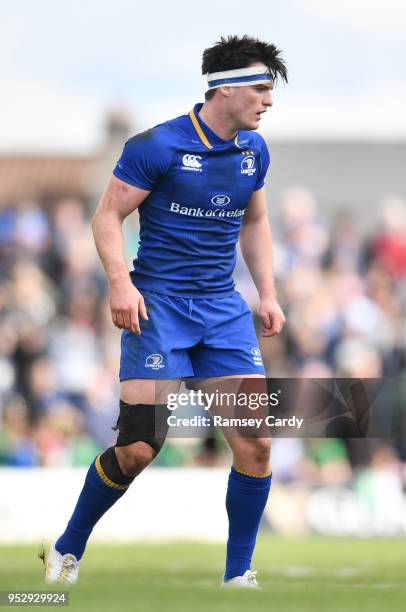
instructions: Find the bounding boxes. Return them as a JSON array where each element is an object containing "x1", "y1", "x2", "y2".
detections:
[
  {"x1": 251, "y1": 347, "x2": 263, "y2": 366},
  {"x1": 241, "y1": 155, "x2": 256, "y2": 176},
  {"x1": 211, "y1": 195, "x2": 230, "y2": 206},
  {"x1": 145, "y1": 354, "x2": 165, "y2": 369},
  {"x1": 182, "y1": 154, "x2": 203, "y2": 172}
]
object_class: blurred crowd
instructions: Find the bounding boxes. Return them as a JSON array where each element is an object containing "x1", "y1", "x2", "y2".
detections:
[{"x1": 1, "y1": 188, "x2": 406, "y2": 484}]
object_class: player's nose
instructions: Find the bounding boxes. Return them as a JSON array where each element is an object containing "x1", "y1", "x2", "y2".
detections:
[{"x1": 264, "y1": 91, "x2": 273, "y2": 107}]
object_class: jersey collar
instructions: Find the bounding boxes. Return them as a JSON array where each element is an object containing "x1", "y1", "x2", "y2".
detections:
[{"x1": 189, "y1": 103, "x2": 239, "y2": 150}]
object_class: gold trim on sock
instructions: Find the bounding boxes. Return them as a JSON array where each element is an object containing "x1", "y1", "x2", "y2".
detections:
[
  {"x1": 234, "y1": 467, "x2": 272, "y2": 479},
  {"x1": 95, "y1": 454, "x2": 129, "y2": 490}
]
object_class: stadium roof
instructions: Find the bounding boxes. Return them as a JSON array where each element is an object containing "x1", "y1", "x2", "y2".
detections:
[{"x1": 0, "y1": 155, "x2": 95, "y2": 203}]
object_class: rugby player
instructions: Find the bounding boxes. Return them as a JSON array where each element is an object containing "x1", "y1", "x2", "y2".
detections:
[{"x1": 39, "y1": 34, "x2": 287, "y2": 589}]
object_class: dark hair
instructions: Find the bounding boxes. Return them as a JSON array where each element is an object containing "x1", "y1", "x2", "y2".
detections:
[{"x1": 202, "y1": 35, "x2": 288, "y2": 100}]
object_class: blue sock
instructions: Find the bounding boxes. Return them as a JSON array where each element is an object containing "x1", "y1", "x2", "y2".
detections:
[
  {"x1": 224, "y1": 466, "x2": 272, "y2": 581},
  {"x1": 55, "y1": 456, "x2": 130, "y2": 560}
]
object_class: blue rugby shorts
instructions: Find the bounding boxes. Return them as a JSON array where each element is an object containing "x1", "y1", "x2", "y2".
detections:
[{"x1": 119, "y1": 290, "x2": 265, "y2": 380}]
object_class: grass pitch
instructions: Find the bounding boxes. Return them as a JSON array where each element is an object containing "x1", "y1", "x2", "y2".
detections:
[{"x1": 1, "y1": 537, "x2": 405, "y2": 611}]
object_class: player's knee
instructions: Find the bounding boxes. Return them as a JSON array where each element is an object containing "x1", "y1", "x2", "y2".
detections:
[
  {"x1": 115, "y1": 442, "x2": 156, "y2": 477},
  {"x1": 235, "y1": 438, "x2": 271, "y2": 468},
  {"x1": 112, "y1": 401, "x2": 169, "y2": 458},
  {"x1": 255, "y1": 439, "x2": 271, "y2": 465}
]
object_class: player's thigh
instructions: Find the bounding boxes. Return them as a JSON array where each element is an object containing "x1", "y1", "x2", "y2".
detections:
[
  {"x1": 191, "y1": 374, "x2": 271, "y2": 454},
  {"x1": 191, "y1": 373, "x2": 266, "y2": 397},
  {"x1": 120, "y1": 378, "x2": 182, "y2": 404},
  {"x1": 193, "y1": 372, "x2": 263, "y2": 385}
]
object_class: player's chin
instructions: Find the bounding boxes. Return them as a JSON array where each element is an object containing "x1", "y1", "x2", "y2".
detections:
[
  {"x1": 239, "y1": 117, "x2": 260, "y2": 131},
  {"x1": 247, "y1": 118, "x2": 261, "y2": 130}
]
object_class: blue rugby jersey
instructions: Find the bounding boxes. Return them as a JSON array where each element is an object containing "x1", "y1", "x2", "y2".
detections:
[{"x1": 113, "y1": 103, "x2": 270, "y2": 297}]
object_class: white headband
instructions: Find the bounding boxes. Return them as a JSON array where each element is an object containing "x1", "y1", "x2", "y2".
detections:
[{"x1": 207, "y1": 65, "x2": 273, "y2": 90}]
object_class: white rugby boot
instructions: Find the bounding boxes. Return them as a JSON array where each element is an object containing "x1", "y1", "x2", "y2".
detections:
[
  {"x1": 221, "y1": 569, "x2": 260, "y2": 589},
  {"x1": 38, "y1": 542, "x2": 80, "y2": 585}
]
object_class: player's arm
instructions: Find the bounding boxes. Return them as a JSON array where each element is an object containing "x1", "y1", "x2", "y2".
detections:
[
  {"x1": 92, "y1": 175, "x2": 150, "y2": 335},
  {"x1": 239, "y1": 187, "x2": 285, "y2": 337}
]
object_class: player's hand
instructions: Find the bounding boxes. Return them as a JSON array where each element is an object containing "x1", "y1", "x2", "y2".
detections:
[
  {"x1": 109, "y1": 280, "x2": 148, "y2": 335},
  {"x1": 257, "y1": 296, "x2": 286, "y2": 337}
]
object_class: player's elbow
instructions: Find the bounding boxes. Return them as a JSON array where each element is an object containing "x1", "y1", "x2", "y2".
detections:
[
  {"x1": 91, "y1": 204, "x2": 121, "y2": 236},
  {"x1": 91, "y1": 209, "x2": 102, "y2": 237}
]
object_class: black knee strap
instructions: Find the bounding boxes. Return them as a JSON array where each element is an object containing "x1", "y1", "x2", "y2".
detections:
[
  {"x1": 112, "y1": 401, "x2": 170, "y2": 454},
  {"x1": 98, "y1": 446, "x2": 134, "y2": 487}
]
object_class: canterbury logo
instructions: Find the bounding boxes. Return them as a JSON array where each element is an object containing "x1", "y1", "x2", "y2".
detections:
[{"x1": 182, "y1": 154, "x2": 202, "y2": 168}]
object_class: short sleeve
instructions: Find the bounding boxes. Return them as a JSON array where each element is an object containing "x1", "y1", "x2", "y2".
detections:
[
  {"x1": 113, "y1": 128, "x2": 172, "y2": 191},
  {"x1": 254, "y1": 137, "x2": 270, "y2": 191}
]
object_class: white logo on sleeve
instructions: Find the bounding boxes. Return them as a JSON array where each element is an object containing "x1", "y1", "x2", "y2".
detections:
[
  {"x1": 241, "y1": 155, "x2": 256, "y2": 176},
  {"x1": 145, "y1": 354, "x2": 165, "y2": 369},
  {"x1": 182, "y1": 154, "x2": 203, "y2": 172}
]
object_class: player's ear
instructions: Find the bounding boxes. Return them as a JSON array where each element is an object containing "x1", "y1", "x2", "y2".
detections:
[{"x1": 218, "y1": 85, "x2": 232, "y2": 98}]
